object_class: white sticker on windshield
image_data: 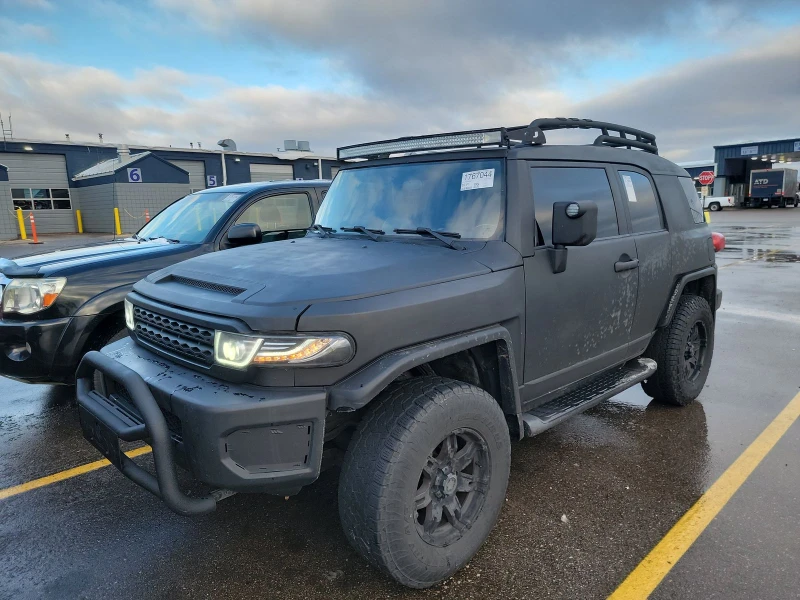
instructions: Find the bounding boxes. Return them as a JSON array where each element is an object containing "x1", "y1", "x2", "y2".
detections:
[
  {"x1": 461, "y1": 169, "x2": 495, "y2": 191},
  {"x1": 622, "y1": 174, "x2": 637, "y2": 202}
]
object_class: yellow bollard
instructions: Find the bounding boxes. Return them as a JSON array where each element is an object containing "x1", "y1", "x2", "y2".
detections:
[
  {"x1": 113, "y1": 207, "x2": 122, "y2": 235},
  {"x1": 704, "y1": 210, "x2": 710, "y2": 224},
  {"x1": 16, "y1": 208, "x2": 27, "y2": 240},
  {"x1": 76, "y1": 209, "x2": 84, "y2": 234}
]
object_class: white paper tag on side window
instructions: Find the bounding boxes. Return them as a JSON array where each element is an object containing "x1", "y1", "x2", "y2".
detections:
[
  {"x1": 622, "y1": 174, "x2": 637, "y2": 202},
  {"x1": 461, "y1": 169, "x2": 495, "y2": 191}
]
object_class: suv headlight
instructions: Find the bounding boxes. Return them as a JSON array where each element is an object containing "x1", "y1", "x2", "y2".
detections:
[
  {"x1": 2, "y1": 278, "x2": 67, "y2": 315},
  {"x1": 213, "y1": 331, "x2": 354, "y2": 369}
]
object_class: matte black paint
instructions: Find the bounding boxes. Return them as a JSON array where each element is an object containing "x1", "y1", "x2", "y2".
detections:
[{"x1": 83, "y1": 138, "x2": 719, "y2": 505}]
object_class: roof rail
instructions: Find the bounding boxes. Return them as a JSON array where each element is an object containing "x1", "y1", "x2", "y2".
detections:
[
  {"x1": 517, "y1": 118, "x2": 658, "y2": 154},
  {"x1": 337, "y1": 117, "x2": 658, "y2": 160}
]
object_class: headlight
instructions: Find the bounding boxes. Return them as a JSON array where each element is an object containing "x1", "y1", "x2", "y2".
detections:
[
  {"x1": 124, "y1": 298, "x2": 135, "y2": 330},
  {"x1": 2, "y1": 278, "x2": 66, "y2": 315},
  {"x1": 213, "y1": 331, "x2": 354, "y2": 369}
]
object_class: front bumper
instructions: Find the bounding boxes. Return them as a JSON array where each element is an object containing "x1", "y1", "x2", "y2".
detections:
[
  {"x1": 0, "y1": 316, "x2": 73, "y2": 383},
  {"x1": 76, "y1": 339, "x2": 327, "y2": 515}
]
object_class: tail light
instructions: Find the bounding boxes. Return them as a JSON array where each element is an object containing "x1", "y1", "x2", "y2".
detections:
[{"x1": 712, "y1": 232, "x2": 725, "y2": 252}]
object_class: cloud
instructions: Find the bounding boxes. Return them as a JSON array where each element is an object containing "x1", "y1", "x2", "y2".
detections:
[
  {"x1": 153, "y1": 0, "x2": 794, "y2": 106},
  {"x1": 0, "y1": 0, "x2": 54, "y2": 9},
  {"x1": 0, "y1": 17, "x2": 55, "y2": 43},
  {"x1": 0, "y1": 20, "x2": 797, "y2": 162}
]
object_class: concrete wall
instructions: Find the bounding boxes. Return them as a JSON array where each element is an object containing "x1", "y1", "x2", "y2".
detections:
[
  {"x1": 0, "y1": 182, "x2": 16, "y2": 240},
  {"x1": 115, "y1": 182, "x2": 190, "y2": 234},
  {"x1": 72, "y1": 183, "x2": 115, "y2": 233}
]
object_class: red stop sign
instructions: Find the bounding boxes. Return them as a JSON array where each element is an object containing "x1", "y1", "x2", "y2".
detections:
[{"x1": 698, "y1": 171, "x2": 715, "y2": 186}]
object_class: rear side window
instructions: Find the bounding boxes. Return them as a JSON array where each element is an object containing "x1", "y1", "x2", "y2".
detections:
[
  {"x1": 530, "y1": 167, "x2": 619, "y2": 244},
  {"x1": 619, "y1": 171, "x2": 663, "y2": 233},
  {"x1": 678, "y1": 177, "x2": 706, "y2": 224}
]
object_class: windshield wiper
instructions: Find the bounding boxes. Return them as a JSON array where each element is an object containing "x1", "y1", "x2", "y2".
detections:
[
  {"x1": 308, "y1": 224, "x2": 336, "y2": 237},
  {"x1": 393, "y1": 227, "x2": 464, "y2": 250},
  {"x1": 341, "y1": 225, "x2": 385, "y2": 242},
  {"x1": 145, "y1": 236, "x2": 180, "y2": 243}
]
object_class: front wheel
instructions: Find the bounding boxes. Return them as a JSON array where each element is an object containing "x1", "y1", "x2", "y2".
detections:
[
  {"x1": 642, "y1": 295, "x2": 714, "y2": 406},
  {"x1": 338, "y1": 377, "x2": 511, "y2": 588}
]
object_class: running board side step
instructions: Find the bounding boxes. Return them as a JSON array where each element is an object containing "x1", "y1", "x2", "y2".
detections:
[{"x1": 521, "y1": 358, "x2": 657, "y2": 437}]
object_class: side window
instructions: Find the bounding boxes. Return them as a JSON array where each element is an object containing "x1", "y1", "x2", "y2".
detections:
[
  {"x1": 618, "y1": 171, "x2": 663, "y2": 233},
  {"x1": 235, "y1": 193, "x2": 312, "y2": 233},
  {"x1": 678, "y1": 176, "x2": 706, "y2": 224},
  {"x1": 530, "y1": 167, "x2": 619, "y2": 244}
]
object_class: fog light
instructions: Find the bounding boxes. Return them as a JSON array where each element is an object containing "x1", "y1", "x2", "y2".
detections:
[
  {"x1": 6, "y1": 342, "x2": 31, "y2": 362},
  {"x1": 566, "y1": 203, "x2": 580, "y2": 218}
]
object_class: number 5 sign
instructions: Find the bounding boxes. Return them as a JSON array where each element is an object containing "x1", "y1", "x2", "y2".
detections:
[
  {"x1": 207, "y1": 175, "x2": 217, "y2": 187},
  {"x1": 127, "y1": 168, "x2": 142, "y2": 183}
]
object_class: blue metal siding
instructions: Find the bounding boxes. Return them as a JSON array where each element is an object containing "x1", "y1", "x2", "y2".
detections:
[
  {"x1": 684, "y1": 166, "x2": 714, "y2": 178},
  {"x1": 0, "y1": 164, "x2": 7, "y2": 182},
  {"x1": 112, "y1": 154, "x2": 190, "y2": 185},
  {"x1": 714, "y1": 138, "x2": 800, "y2": 164},
  {"x1": 0, "y1": 140, "x2": 343, "y2": 188}
]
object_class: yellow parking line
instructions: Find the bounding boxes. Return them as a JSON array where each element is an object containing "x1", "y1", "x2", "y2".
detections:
[
  {"x1": 608, "y1": 390, "x2": 800, "y2": 599},
  {"x1": 0, "y1": 446, "x2": 152, "y2": 501}
]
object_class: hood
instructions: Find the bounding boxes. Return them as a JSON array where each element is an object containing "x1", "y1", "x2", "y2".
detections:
[
  {"x1": 0, "y1": 239, "x2": 197, "y2": 278},
  {"x1": 137, "y1": 236, "x2": 494, "y2": 308}
]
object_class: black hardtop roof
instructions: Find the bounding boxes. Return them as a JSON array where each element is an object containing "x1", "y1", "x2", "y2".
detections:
[{"x1": 197, "y1": 179, "x2": 331, "y2": 194}]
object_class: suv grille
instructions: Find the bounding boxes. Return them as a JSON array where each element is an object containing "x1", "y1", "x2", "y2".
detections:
[{"x1": 133, "y1": 306, "x2": 214, "y2": 366}]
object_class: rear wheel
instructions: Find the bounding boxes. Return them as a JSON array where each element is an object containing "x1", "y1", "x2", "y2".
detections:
[
  {"x1": 642, "y1": 295, "x2": 714, "y2": 406},
  {"x1": 339, "y1": 377, "x2": 510, "y2": 588},
  {"x1": 708, "y1": 202, "x2": 721, "y2": 212}
]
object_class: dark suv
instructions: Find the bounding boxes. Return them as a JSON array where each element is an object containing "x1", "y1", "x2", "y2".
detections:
[
  {"x1": 0, "y1": 180, "x2": 328, "y2": 385},
  {"x1": 77, "y1": 119, "x2": 721, "y2": 588}
]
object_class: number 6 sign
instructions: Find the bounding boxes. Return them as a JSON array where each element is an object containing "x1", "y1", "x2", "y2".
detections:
[{"x1": 127, "y1": 168, "x2": 142, "y2": 183}]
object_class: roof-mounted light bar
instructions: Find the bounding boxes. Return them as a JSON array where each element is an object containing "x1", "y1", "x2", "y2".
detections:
[
  {"x1": 337, "y1": 129, "x2": 506, "y2": 160},
  {"x1": 337, "y1": 118, "x2": 659, "y2": 161}
]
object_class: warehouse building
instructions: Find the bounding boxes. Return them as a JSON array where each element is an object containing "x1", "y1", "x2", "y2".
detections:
[
  {"x1": 712, "y1": 137, "x2": 800, "y2": 204},
  {"x1": 0, "y1": 138, "x2": 341, "y2": 239}
]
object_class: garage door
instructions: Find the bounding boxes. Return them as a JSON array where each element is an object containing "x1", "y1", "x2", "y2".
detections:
[
  {"x1": 3, "y1": 153, "x2": 75, "y2": 233},
  {"x1": 250, "y1": 163, "x2": 294, "y2": 182},
  {"x1": 169, "y1": 160, "x2": 206, "y2": 192}
]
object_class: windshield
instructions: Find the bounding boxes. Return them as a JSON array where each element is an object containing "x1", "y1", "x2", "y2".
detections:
[
  {"x1": 315, "y1": 159, "x2": 504, "y2": 240},
  {"x1": 135, "y1": 192, "x2": 244, "y2": 243}
]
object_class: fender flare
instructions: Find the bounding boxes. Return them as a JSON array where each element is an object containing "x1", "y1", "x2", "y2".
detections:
[
  {"x1": 328, "y1": 324, "x2": 523, "y2": 429},
  {"x1": 658, "y1": 265, "x2": 717, "y2": 328}
]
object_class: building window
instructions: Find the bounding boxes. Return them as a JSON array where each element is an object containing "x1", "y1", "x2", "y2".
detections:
[{"x1": 10, "y1": 188, "x2": 71, "y2": 210}]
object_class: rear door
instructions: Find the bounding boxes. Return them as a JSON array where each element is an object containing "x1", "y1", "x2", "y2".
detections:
[
  {"x1": 522, "y1": 163, "x2": 639, "y2": 402},
  {"x1": 613, "y1": 167, "x2": 672, "y2": 351}
]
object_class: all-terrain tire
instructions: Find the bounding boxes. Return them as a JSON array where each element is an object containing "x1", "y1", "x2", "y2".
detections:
[
  {"x1": 338, "y1": 376, "x2": 511, "y2": 588},
  {"x1": 641, "y1": 295, "x2": 714, "y2": 406}
]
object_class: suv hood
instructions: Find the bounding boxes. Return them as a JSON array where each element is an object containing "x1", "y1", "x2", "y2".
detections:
[
  {"x1": 138, "y1": 236, "x2": 493, "y2": 308},
  {"x1": 0, "y1": 239, "x2": 194, "y2": 278}
]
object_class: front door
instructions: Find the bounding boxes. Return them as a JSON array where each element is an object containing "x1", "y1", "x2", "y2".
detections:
[{"x1": 522, "y1": 164, "x2": 638, "y2": 404}]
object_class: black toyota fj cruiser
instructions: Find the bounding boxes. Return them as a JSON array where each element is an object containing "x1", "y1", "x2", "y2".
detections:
[{"x1": 77, "y1": 118, "x2": 721, "y2": 589}]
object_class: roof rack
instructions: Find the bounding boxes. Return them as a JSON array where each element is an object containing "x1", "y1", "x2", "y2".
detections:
[{"x1": 337, "y1": 117, "x2": 658, "y2": 160}]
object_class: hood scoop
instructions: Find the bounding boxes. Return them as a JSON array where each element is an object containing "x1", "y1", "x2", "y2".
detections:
[{"x1": 167, "y1": 274, "x2": 246, "y2": 296}]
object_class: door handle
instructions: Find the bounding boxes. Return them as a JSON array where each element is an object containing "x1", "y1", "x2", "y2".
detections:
[{"x1": 614, "y1": 258, "x2": 639, "y2": 272}]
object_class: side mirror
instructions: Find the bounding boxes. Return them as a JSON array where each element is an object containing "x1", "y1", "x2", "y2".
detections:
[
  {"x1": 227, "y1": 223, "x2": 262, "y2": 247},
  {"x1": 549, "y1": 201, "x2": 598, "y2": 274}
]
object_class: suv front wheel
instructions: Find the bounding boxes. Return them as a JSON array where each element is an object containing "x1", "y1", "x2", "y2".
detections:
[
  {"x1": 338, "y1": 376, "x2": 510, "y2": 588},
  {"x1": 642, "y1": 295, "x2": 714, "y2": 406}
]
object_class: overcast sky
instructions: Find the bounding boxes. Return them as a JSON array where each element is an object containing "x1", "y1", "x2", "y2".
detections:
[{"x1": 0, "y1": 0, "x2": 798, "y2": 161}]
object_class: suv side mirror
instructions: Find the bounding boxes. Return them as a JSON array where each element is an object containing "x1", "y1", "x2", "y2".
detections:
[
  {"x1": 227, "y1": 223, "x2": 262, "y2": 247},
  {"x1": 549, "y1": 201, "x2": 598, "y2": 274}
]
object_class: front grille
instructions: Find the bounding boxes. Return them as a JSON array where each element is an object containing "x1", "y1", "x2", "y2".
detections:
[
  {"x1": 133, "y1": 306, "x2": 214, "y2": 366},
  {"x1": 170, "y1": 275, "x2": 245, "y2": 296}
]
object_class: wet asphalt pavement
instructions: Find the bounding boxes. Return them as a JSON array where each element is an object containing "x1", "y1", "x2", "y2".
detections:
[{"x1": 1, "y1": 209, "x2": 799, "y2": 599}]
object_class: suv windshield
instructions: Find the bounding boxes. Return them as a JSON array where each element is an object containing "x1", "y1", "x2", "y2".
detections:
[
  {"x1": 135, "y1": 192, "x2": 244, "y2": 243},
  {"x1": 316, "y1": 159, "x2": 504, "y2": 240}
]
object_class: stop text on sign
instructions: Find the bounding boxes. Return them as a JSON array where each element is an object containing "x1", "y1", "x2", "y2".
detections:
[{"x1": 698, "y1": 171, "x2": 715, "y2": 186}]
